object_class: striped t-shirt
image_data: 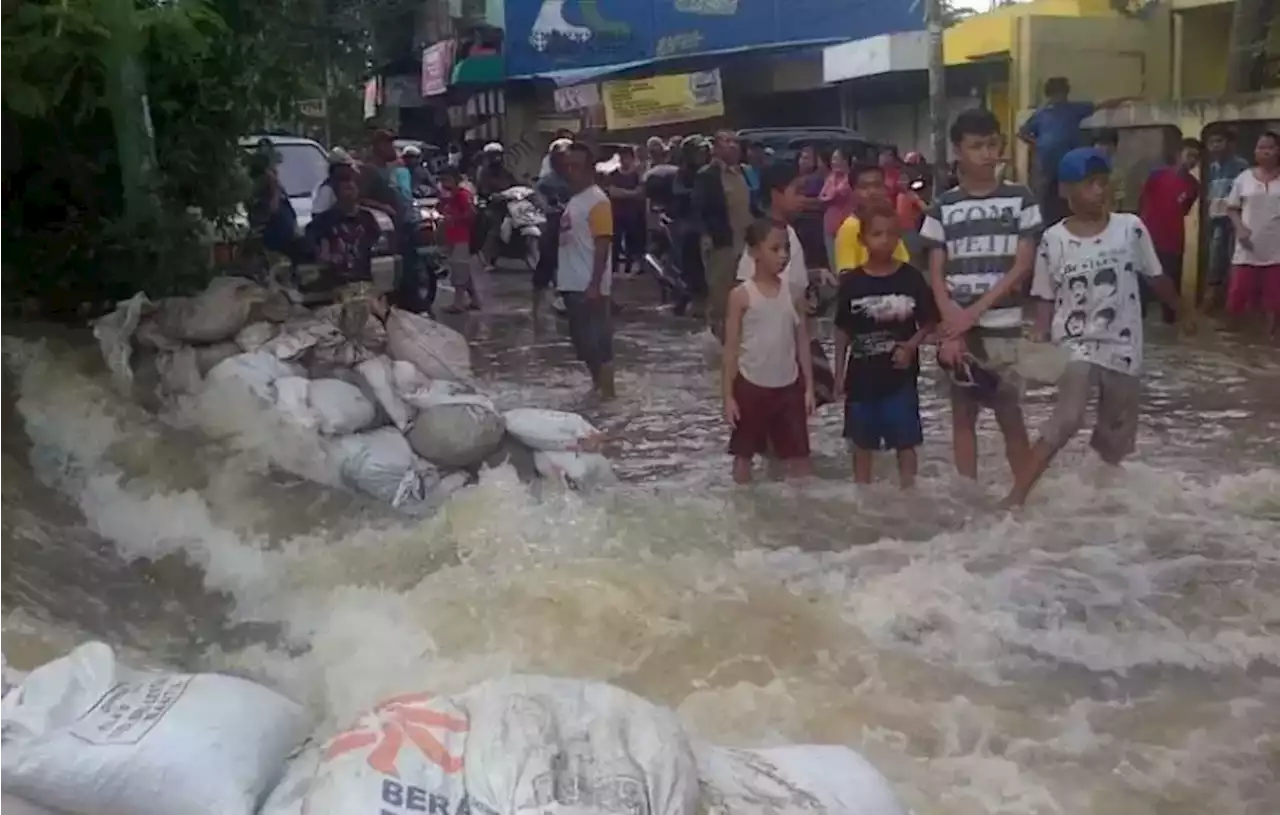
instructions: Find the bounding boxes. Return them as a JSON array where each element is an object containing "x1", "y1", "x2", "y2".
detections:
[{"x1": 920, "y1": 182, "x2": 1042, "y2": 332}]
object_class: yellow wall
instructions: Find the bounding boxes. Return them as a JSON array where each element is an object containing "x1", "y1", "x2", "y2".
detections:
[
  {"x1": 1178, "y1": 5, "x2": 1280, "y2": 99},
  {"x1": 944, "y1": 0, "x2": 1120, "y2": 65}
]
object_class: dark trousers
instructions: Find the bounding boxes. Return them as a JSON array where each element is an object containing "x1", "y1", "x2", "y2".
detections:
[
  {"x1": 534, "y1": 211, "x2": 561, "y2": 292},
  {"x1": 1155, "y1": 250, "x2": 1182, "y2": 324},
  {"x1": 395, "y1": 224, "x2": 434, "y2": 313},
  {"x1": 678, "y1": 225, "x2": 707, "y2": 299},
  {"x1": 612, "y1": 212, "x2": 645, "y2": 270}
]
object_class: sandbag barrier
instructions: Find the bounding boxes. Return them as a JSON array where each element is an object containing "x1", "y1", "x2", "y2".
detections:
[
  {"x1": 3, "y1": 644, "x2": 909, "y2": 815},
  {"x1": 90, "y1": 278, "x2": 614, "y2": 514}
]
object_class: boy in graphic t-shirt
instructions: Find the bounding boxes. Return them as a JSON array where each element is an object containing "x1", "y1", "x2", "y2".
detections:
[
  {"x1": 834, "y1": 205, "x2": 938, "y2": 488},
  {"x1": 1004, "y1": 147, "x2": 1186, "y2": 506},
  {"x1": 920, "y1": 108, "x2": 1042, "y2": 482}
]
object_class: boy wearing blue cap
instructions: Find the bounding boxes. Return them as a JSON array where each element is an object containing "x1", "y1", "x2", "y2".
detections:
[{"x1": 1004, "y1": 147, "x2": 1186, "y2": 506}]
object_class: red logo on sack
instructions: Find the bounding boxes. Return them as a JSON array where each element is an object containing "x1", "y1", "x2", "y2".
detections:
[{"x1": 323, "y1": 692, "x2": 468, "y2": 776}]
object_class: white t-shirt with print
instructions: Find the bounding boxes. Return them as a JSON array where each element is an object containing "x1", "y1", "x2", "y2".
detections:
[
  {"x1": 1031, "y1": 213, "x2": 1161, "y2": 377},
  {"x1": 1226, "y1": 168, "x2": 1280, "y2": 266},
  {"x1": 557, "y1": 185, "x2": 614, "y2": 294},
  {"x1": 736, "y1": 224, "x2": 807, "y2": 301}
]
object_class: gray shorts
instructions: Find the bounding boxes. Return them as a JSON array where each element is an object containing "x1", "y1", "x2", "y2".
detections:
[
  {"x1": 1040, "y1": 360, "x2": 1140, "y2": 462},
  {"x1": 447, "y1": 243, "x2": 473, "y2": 286},
  {"x1": 561, "y1": 291, "x2": 614, "y2": 374}
]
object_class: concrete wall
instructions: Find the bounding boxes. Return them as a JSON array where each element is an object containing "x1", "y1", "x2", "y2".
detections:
[{"x1": 1176, "y1": 4, "x2": 1280, "y2": 99}]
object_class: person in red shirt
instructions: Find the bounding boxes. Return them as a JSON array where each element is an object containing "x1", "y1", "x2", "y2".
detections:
[
  {"x1": 439, "y1": 166, "x2": 481, "y2": 313},
  {"x1": 1138, "y1": 137, "x2": 1202, "y2": 323}
]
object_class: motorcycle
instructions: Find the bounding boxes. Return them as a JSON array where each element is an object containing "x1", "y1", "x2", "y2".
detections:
[
  {"x1": 411, "y1": 187, "x2": 448, "y2": 278},
  {"x1": 641, "y1": 207, "x2": 688, "y2": 305},
  {"x1": 479, "y1": 185, "x2": 546, "y2": 270}
]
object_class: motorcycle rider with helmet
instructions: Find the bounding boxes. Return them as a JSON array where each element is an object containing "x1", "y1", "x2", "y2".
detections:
[{"x1": 474, "y1": 142, "x2": 519, "y2": 269}]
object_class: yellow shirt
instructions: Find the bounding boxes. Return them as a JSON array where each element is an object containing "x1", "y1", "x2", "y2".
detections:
[{"x1": 832, "y1": 215, "x2": 910, "y2": 273}]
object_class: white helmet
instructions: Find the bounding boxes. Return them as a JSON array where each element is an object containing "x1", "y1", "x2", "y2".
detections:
[
  {"x1": 548, "y1": 137, "x2": 573, "y2": 154},
  {"x1": 482, "y1": 141, "x2": 504, "y2": 155},
  {"x1": 400, "y1": 143, "x2": 422, "y2": 158}
]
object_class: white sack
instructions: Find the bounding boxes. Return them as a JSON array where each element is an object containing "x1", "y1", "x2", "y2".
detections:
[
  {"x1": 330, "y1": 428, "x2": 438, "y2": 508},
  {"x1": 274, "y1": 376, "x2": 318, "y2": 431},
  {"x1": 386, "y1": 308, "x2": 472, "y2": 382},
  {"x1": 503, "y1": 408, "x2": 601, "y2": 452},
  {"x1": 356, "y1": 356, "x2": 413, "y2": 431},
  {"x1": 235, "y1": 321, "x2": 279, "y2": 352},
  {"x1": 155, "y1": 277, "x2": 265, "y2": 344},
  {"x1": 697, "y1": 745, "x2": 907, "y2": 815},
  {"x1": 0, "y1": 642, "x2": 309, "y2": 815},
  {"x1": 308, "y1": 379, "x2": 378, "y2": 436},
  {"x1": 533, "y1": 450, "x2": 614, "y2": 489},
  {"x1": 205, "y1": 351, "x2": 304, "y2": 403},
  {"x1": 92, "y1": 292, "x2": 150, "y2": 394},
  {"x1": 391, "y1": 359, "x2": 431, "y2": 398},
  {"x1": 407, "y1": 401, "x2": 505, "y2": 468},
  {"x1": 298, "y1": 675, "x2": 698, "y2": 815}
]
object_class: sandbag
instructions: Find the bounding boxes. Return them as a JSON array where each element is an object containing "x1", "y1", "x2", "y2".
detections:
[
  {"x1": 92, "y1": 292, "x2": 150, "y2": 394},
  {"x1": 407, "y1": 401, "x2": 505, "y2": 468},
  {"x1": 390, "y1": 359, "x2": 430, "y2": 398},
  {"x1": 205, "y1": 351, "x2": 304, "y2": 403},
  {"x1": 155, "y1": 277, "x2": 266, "y2": 344},
  {"x1": 235, "y1": 321, "x2": 279, "y2": 352},
  {"x1": 329, "y1": 428, "x2": 437, "y2": 508},
  {"x1": 308, "y1": 379, "x2": 378, "y2": 436},
  {"x1": 697, "y1": 745, "x2": 907, "y2": 815},
  {"x1": 386, "y1": 308, "x2": 472, "y2": 382},
  {"x1": 134, "y1": 317, "x2": 182, "y2": 352},
  {"x1": 154, "y1": 347, "x2": 203, "y2": 396},
  {"x1": 533, "y1": 449, "x2": 614, "y2": 489},
  {"x1": 0, "y1": 642, "x2": 309, "y2": 815},
  {"x1": 503, "y1": 408, "x2": 601, "y2": 452},
  {"x1": 482, "y1": 436, "x2": 540, "y2": 483},
  {"x1": 355, "y1": 357, "x2": 414, "y2": 432},
  {"x1": 274, "y1": 377, "x2": 318, "y2": 431},
  {"x1": 296, "y1": 675, "x2": 698, "y2": 815},
  {"x1": 193, "y1": 341, "x2": 242, "y2": 375}
]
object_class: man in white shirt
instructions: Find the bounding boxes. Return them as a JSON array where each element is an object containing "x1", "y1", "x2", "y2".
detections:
[{"x1": 557, "y1": 142, "x2": 617, "y2": 399}]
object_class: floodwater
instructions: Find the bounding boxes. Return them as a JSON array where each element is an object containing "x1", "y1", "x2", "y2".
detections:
[{"x1": 3, "y1": 275, "x2": 1279, "y2": 815}]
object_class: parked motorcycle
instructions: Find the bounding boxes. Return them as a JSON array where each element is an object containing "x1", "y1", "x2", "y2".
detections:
[
  {"x1": 479, "y1": 185, "x2": 546, "y2": 270},
  {"x1": 642, "y1": 208, "x2": 688, "y2": 305}
]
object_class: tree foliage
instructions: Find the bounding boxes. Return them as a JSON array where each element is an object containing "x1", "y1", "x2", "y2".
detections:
[{"x1": 1, "y1": 0, "x2": 406, "y2": 316}]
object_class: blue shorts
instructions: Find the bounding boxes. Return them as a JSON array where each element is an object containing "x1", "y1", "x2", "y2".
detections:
[{"x1": 843, "y1": 386, "x2": 923, "y2": 451}]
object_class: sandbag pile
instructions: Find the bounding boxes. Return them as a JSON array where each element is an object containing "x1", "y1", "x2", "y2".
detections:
[
  {"x1": 2, "y1": 646, "x2": 909, "y2": 815},
  {"x1": 92, "y1": 279, "x2": 614, "y2": 512}
]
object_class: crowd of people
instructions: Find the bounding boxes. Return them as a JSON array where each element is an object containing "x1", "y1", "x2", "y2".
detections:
[{"x1": 248, "y1": 97, "x2": 1277, "y2": 502}]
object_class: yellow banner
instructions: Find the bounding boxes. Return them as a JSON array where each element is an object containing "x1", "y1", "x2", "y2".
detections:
[{"x1": 602, "y1": 69, "x2": 723, "y2": 131}]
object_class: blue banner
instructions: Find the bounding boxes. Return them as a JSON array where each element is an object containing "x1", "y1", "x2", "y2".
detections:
[{"x1": 505, "y1": 0, "x2": 923, "y2": 79}]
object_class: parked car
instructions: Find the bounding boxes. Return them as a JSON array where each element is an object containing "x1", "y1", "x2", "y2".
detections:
[
  {"x1": 240, "y1": 134, "x2": 331, "y2": 228},
  {"x1": 735, "y1": 127, "x2": 882, "y2": 166}
]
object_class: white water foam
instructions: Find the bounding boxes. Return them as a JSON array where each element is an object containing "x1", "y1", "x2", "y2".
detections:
[{"x1": 3, "y1": 336, "x2": 1278, "y2": 815}]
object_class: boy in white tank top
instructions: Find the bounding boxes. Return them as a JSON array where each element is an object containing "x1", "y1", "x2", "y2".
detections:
[{"x1": 722, "y1": 219, "x2": 815, "y2": 483}]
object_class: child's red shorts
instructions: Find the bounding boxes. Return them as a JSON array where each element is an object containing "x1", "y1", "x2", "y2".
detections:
[
  {"x1": 728, "y1": 375, "x2": 810, "y2": 460},
  {"x1": 1227, "y1": 264, "x2": 1280, "y2": 314}
]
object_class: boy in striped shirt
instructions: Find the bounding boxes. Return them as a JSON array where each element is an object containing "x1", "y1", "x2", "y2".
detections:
[{"x1": 920, "y1": 108, "x2": 1042, "y2": 482}]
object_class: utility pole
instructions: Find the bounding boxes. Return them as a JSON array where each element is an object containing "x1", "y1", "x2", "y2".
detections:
[{"x1": 926, "y1": 0, "x2": 948, "y2": 191}]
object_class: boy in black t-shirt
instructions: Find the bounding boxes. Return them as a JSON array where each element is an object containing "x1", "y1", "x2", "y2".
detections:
[{"x1": 834, "y1": 205, "x2": 939, "y2": 488}]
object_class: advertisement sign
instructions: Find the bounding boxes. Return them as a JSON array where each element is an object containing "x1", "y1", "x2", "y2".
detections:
[
  {"x1": 602, "y1": 69, "x2": 722, "y2": 131},
  {"x1": 421, "y1": 40, "x2": 456, "y2": 96},
  {"x1": 504, "y1": 0, "x2": 921, "y2": 78},
  {"x1": 553, "y1": 83, "x2": 600, "y2": 112}
]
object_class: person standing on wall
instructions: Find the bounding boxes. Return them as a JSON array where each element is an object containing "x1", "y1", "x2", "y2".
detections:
[
  {"x1": 1204, "y1": 126, "x2": 1251, "y2": 311},
  {"x1": 1018, "y1": 77, "x2": 1132, "y2": 226},
  {"x1": 694, "y1": 130, "x2": 754, "y2": 338},
  {"x1": 558, "y1": 142, "x2": 618, "y2": 399}
]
